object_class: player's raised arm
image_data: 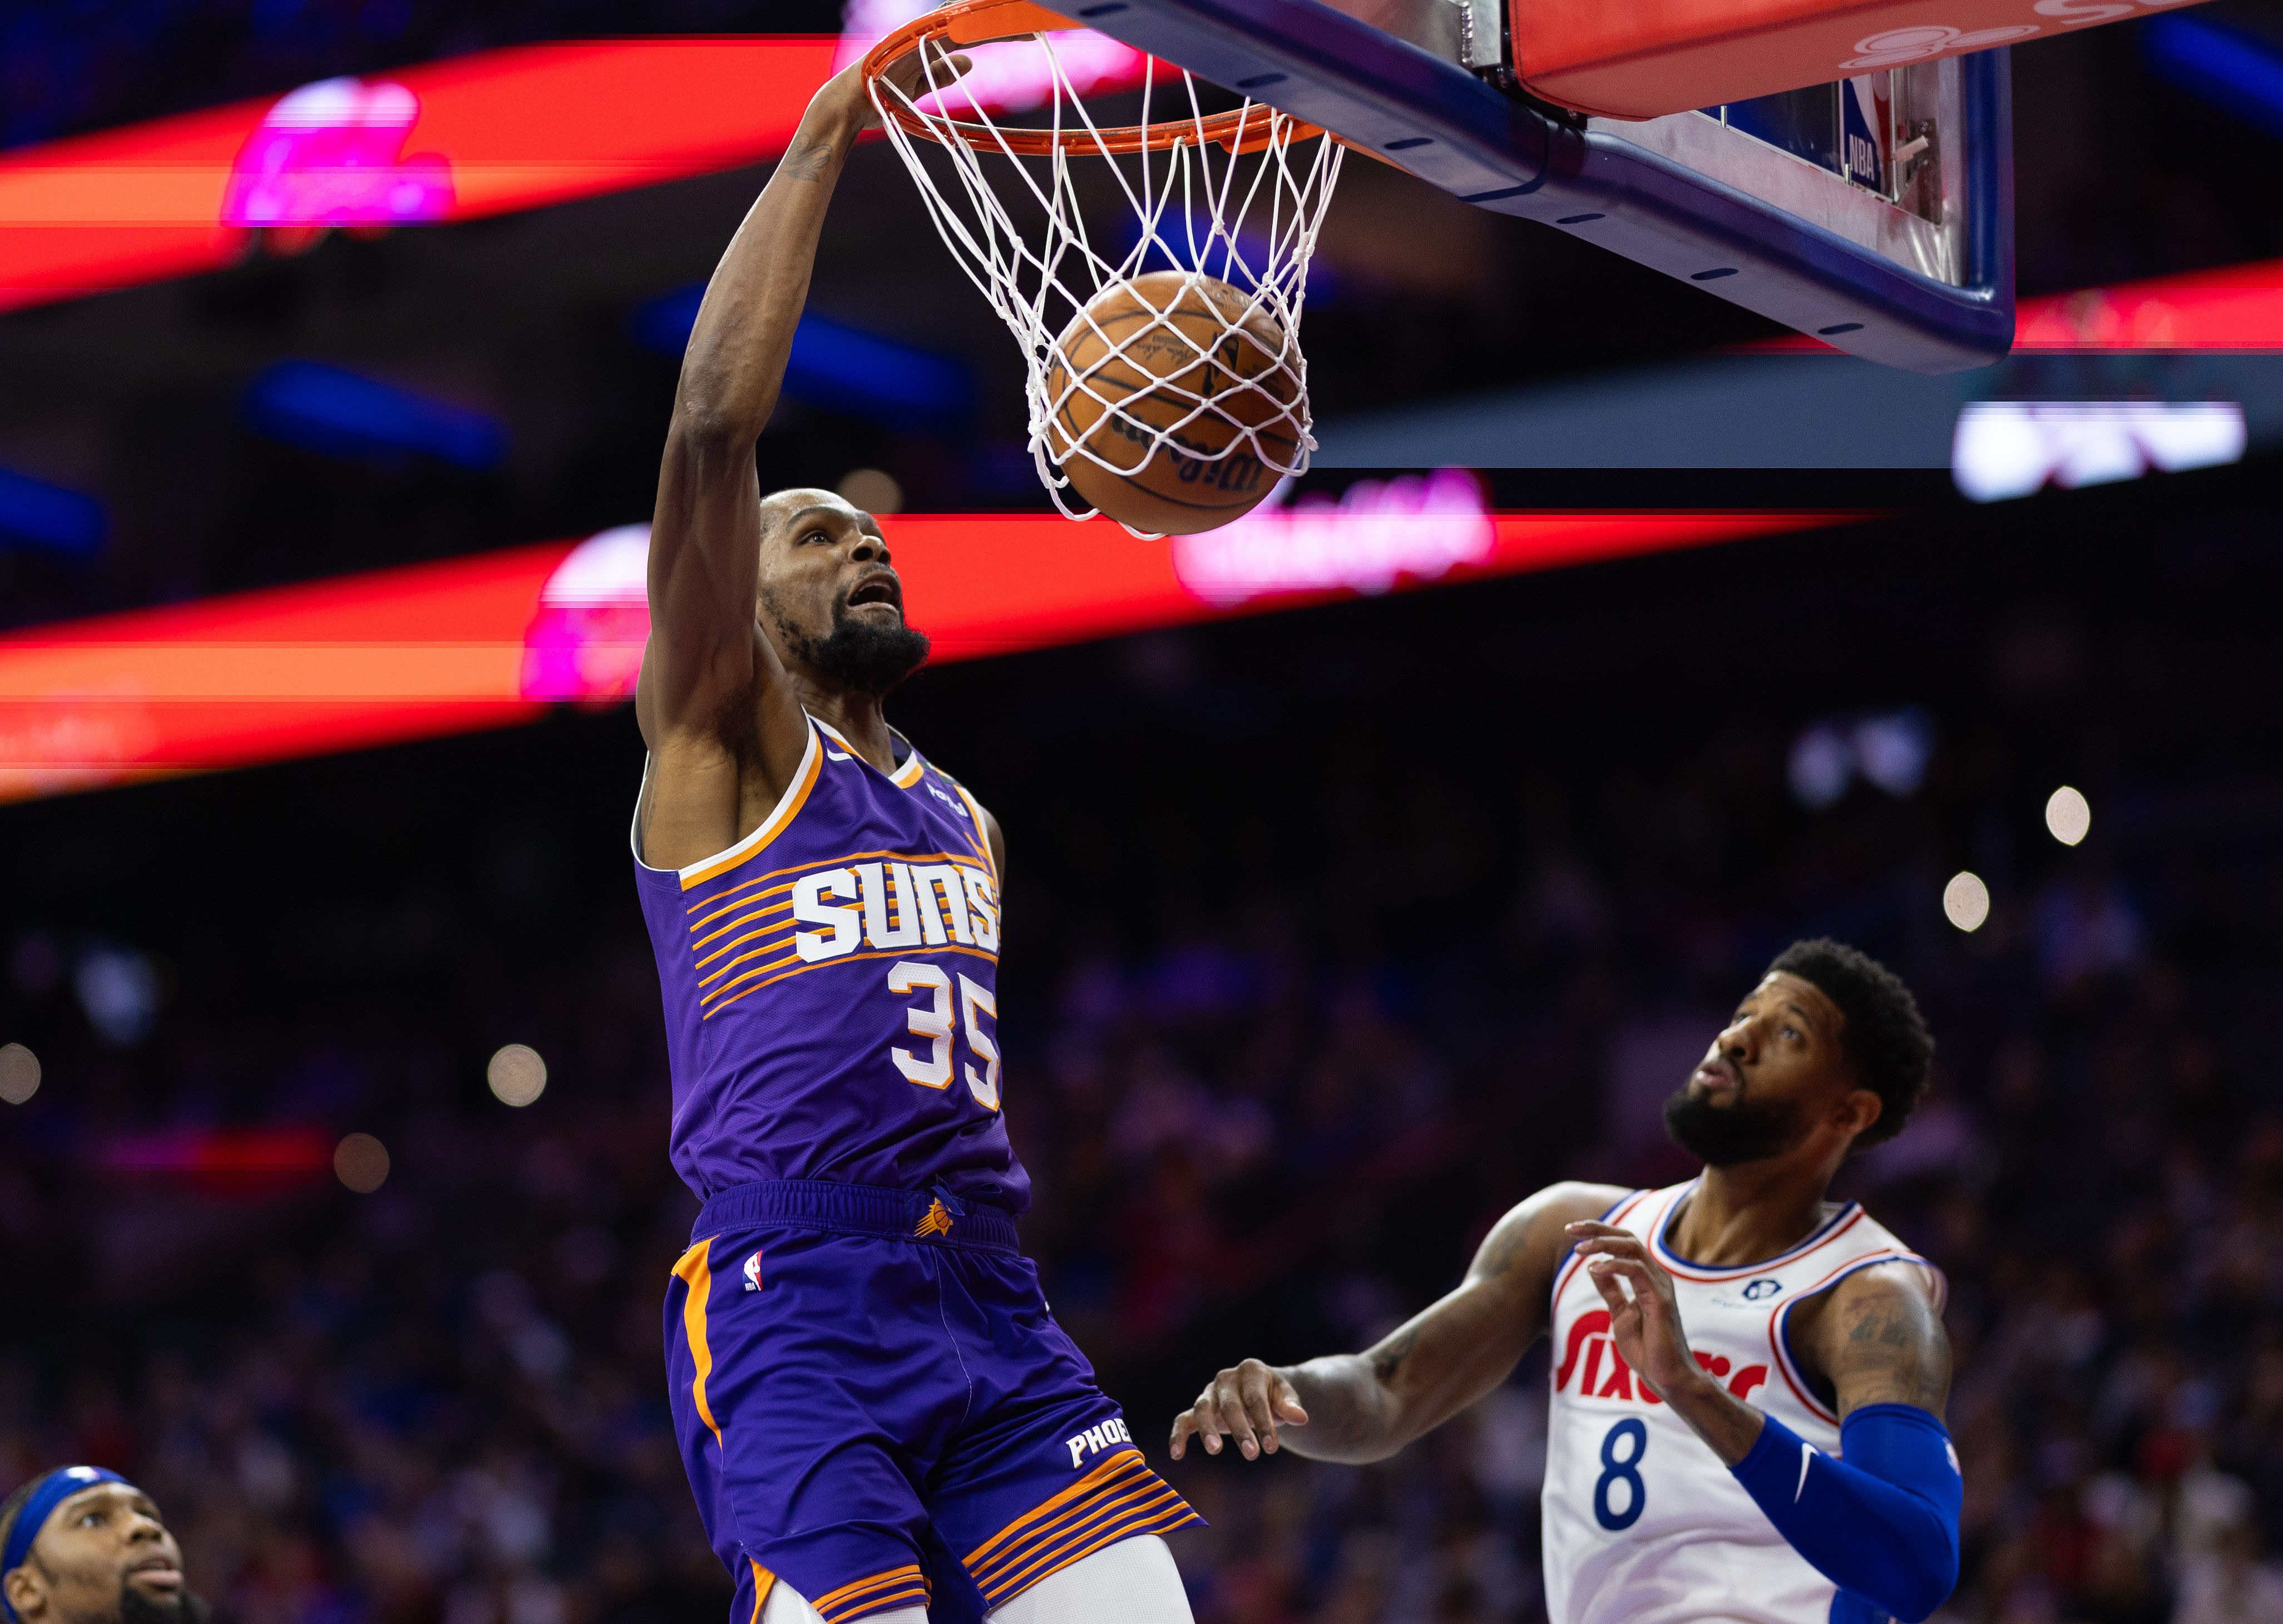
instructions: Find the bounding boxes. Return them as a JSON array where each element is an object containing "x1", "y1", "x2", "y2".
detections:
[
  {"x1": 636, "y1": 52, "x2": 964, "y2": 855},
  {"x1": 1170, "y1": 1183, "x2": 1626, "y2": 1465}
]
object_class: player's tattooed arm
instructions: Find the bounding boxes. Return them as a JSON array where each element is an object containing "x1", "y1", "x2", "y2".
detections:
[
  {"x1": 1815, "y1": 1263, "x2": 1952, "y2": 1420},
  {"x1": 777, "y1": 131, "x2": 842, "y2": 184},
  {"x1": 1169, "y1": 1183, "x2": 1624, "y2": 1465}
]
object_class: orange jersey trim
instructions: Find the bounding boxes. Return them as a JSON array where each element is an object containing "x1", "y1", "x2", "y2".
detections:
[
  {"x1": 698, "y1": 944, "x2": 805, "y2": 1006},
  {"x1": 684, "y1": 848, "x2": 978, "y2": 925},
  {"x1": 982, "y1": 1474, "x2": 1188, "y2": 1597},
  {"x1": 748, "y1": 1560, "x2": 775, "y2": 1623},
  {"x1": 679, "y1": 732, "x2": 825, "y2": 891},
  {"x1": 811, "y1": 1563, "x2": 929, "y2": 1624},
  {"x1": 965, "y1": 1450, "x2": 1141, "y2": 1571},
  {"x1": 963, "y1": 1448, "x2": 1201, "y2": 1610},
  {"x1": 670, "y1": 1239, "x2": 722, "y2": 1445}
]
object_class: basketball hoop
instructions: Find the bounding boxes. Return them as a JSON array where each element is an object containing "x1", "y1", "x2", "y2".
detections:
[{"x1": 861, "y1": 0, "x2": 1344, "y2": 534}]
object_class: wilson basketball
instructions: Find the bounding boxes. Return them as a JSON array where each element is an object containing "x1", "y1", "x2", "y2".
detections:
[{"x1": 1042, "y1": 271, "x2": 1303, "y2": 536}]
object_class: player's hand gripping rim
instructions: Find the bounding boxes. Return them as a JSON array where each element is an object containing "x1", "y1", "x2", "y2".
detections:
[
  {"x1": 1566, "y1": 1221, "x2": 1703, "y2": 1403},
  {"x1": 827, "y1": 38, "x2": 974, "y2": 135},
  {"x1": 1169, "y1": 1359, "x2": 1309, "y2": 1462}
]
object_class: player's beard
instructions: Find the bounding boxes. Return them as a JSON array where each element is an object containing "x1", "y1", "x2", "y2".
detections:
[
  {"x1": 765, "y1": 588, "x2": 931, "y2": 694},
  {"x1": 1662, "y1": 1084, "x2": 1805, "y2": 1166},
  {"x1": 118, "y1": 1582, "x2": 210, "y2": 1624}
]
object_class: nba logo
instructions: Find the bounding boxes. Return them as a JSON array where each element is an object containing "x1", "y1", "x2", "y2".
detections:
[
  {"x1": 742, "y1": 1250, "x2": 763, "y2": 1292},
  {"x1": 1742, "y1": 1279, "x2": 1782, "y2": 1300}
]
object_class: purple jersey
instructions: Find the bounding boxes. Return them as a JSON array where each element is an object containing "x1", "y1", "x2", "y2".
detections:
[{"x1": 634, "y1": 714, "x2": 1029, "y2": 1212}]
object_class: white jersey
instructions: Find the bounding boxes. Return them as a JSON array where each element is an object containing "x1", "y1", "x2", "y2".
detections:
[{"x1": 1541, "y1": 1182, "x2": 1939, "y2": 1624}]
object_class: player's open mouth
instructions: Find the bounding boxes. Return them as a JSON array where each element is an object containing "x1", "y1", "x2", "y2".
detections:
[
  {"x1": 1695, "y1": 1057, "x2": 1741, "y2": 1092},
  {"x1": 847, "y1": 575, "x2": 901, "y2": 610},
  {"x1": 126, "y1": 1559, "x2": 182, "y2": 1587}
]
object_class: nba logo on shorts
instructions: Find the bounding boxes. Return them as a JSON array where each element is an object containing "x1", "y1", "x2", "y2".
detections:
[
  {"x1": 1742, "y1": 1279, "x2": 1782, "y2": 1300},
  {"x1": 742, "y1": 1250, "x2": 763, "y2": 1292}
]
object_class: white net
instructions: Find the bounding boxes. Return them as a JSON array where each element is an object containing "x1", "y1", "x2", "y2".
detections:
[{"x1": 867, "y1": 26, "x2": 1343, "y2": 534}]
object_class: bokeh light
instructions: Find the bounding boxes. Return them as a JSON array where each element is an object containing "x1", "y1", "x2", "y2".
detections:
[
  {"x1": 334, "y1": 1132, "x2": 391, "y2": 1193},
  {"x1": 487, "y1": 1043, "x2": 548, "y2": 1107},
  {"x1": 1944, "y1": 871, "x2": 1992, "y2": 932},
  {"x1": 837, "y1": 467, "x2": 903, "y2": 515},
  {"x1": 0, "y1": 1044, "x2": 40, "y2": 1105},
  {"x1": 2047, "y1": 784, "x2": 2092, "y2": 846}
]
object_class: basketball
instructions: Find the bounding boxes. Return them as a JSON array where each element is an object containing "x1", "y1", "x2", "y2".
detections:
[{"x1": 1042, "y1": 270, "x2": 1303, "y2": 536}]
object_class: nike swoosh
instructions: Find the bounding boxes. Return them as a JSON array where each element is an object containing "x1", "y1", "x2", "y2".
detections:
[{"x1": 1796, "y1": 1443, "x2": 1816, "y2": 1502}]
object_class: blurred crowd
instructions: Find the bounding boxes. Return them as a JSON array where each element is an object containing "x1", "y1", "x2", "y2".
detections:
[{"x1": 4, "y1": 650, "x2": 2282, "y2": 1624}]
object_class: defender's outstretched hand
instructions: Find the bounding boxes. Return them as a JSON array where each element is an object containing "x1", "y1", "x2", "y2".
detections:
[
  {"x1": 1170, "y1": 1359, "x2": 1310, "y2": 1461},
  {"x1": 1567, "y1": 1221, "x2": 1698, "y2": 1402}
]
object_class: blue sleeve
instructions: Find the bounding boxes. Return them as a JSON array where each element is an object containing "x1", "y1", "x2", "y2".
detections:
[{"x1": 1728, "y1": 1403, "x2": 1961, "y2": 1624}]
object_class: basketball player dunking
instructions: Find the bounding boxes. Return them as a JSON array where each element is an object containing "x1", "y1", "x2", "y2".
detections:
[
  {"x1": 633, "y1": 55, "x2": 1198, "y2": 1624},
  {"x1": 1172, "y1": 940, "x2": 1963, "y2": 1624}
]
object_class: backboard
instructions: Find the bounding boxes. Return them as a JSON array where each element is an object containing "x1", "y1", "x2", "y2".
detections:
[{"x1": 1035, "y1": 0, "x2": 2014, "y2": 372}]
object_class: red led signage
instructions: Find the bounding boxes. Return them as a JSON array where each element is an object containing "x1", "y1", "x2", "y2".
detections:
[
  {"x1": 0, "y1": 37, "x2": 856, "y2": 312},
  {"x1": 0, "y1": 496, "x2": 1861, "y2": 803}
]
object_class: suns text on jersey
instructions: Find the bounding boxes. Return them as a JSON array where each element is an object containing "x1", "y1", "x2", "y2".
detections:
[{"x1": 789, "y1": 857, "x2": 1001, "y2": 962}]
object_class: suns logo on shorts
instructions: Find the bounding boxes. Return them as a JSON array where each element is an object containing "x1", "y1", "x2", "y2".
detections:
[{"x1": 913, "y1": 1199, "x2": 956, "y2": 1238}]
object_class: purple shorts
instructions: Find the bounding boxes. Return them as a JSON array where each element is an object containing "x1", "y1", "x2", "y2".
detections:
[{"x1": 664, "y1": 1181, "x2": 1202, "y2": 1624}]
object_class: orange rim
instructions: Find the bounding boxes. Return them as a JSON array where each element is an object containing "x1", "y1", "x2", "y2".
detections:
[{"x1": 859, "y1": 0, "x2": 1326, "y2": 156}]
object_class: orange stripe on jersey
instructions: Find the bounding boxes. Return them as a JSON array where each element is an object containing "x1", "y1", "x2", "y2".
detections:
[
  {"x1": 684, "y1": 848, "x2": 976, "y2": 924},
  {"x1": 694, "y1": 911, "x2": 799, "y2": 974},
  {"x1": 698, "y1": 944, "x2": 804, "y2": 1004},
  {"x1": 690, "y1": 850, "x2": 989, "y2": 962},
  {"x1": 670, "y1": 1240, "x2": 722, "y2": 1445},
  {"x1": 890, "y1": 753, "x2": 925, "y2": 788},
  {"x1": 679, "y1": 736, "x2": 824, "y2": 891},
  {"x1": 981, "y1": 1474, "x2": 1185, "y2": 1596},
  {"x1": 748, "y1": 1560, "x2": 775, "y2": 1623},
  {"x1": 691, "y1": 888, "x2": 797, "y2": 951},
  {"x1": 812, "y1": 1564, "x2": 928, "y2": 1623},
  {"x1": 703, "y1": 943, "x2": 1000, "y2": 1019},
  {"x1": 689, "y1": 914, "x2": 799, "y2": 978},
  {"x1": 965, "y1": 1449, "x2": 1147, "y2": 1570},
  {"x1": 963, "y1": 1449, "x2": 1202, "y2": 1610}
]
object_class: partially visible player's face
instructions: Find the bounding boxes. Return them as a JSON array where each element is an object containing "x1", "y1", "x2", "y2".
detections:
[
  {"x1": 5, "y1": 1483, "x2": 204, "y2": 1624},
  {"x1": 754, "y1": 490, "x2": 929, "y2": 694},
  {"x1": 1663, "y1": 973, "x2": 1853, "y2": 1166}
]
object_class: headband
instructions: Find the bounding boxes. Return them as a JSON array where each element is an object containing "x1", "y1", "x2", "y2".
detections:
[{"x1": 1, "y1": 1468, "x2": 128, "y2": 1623}]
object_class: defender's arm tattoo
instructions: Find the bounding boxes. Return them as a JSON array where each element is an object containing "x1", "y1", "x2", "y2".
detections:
[
  {"x1": 1827, "y1": 1278, "x2": 1951, "y2": 1416},
  {"x1": 1368, "y1": 1326, "x2": 1420, "y2": 1383}
]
